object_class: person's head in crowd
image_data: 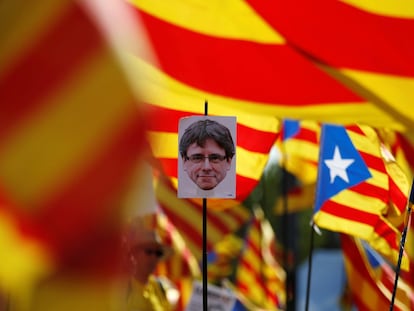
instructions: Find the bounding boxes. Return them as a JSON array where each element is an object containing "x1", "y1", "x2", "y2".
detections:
[
  {"x1": 123, "y1": 216, "x2": 171, "y2": 283},
  {"x1": 179, "y1": 119, "x2": 235, "y2": 190}
]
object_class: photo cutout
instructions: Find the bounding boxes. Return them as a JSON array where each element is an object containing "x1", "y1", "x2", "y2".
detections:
[{"x1": 178, "y1": 116, "x2": 237, "y2": 198}]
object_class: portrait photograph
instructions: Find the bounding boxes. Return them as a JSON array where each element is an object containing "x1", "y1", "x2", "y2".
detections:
[{"x1": 177, "y1": 116, "x2": 237, "y2": 198}]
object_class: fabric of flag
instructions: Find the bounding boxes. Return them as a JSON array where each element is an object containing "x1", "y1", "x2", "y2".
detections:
[
  {"x1": 127, "y1": 1, "x2": 414, "y2": 133},
  {"x1": 207, "y1": 234, "x2": 244, "y2": 283},
  {"x1": 273, "y1": 119, "x2": 320, "y2": 214},
  {"x1": 247, "y1": 0, "x2": 414, "y2": 135},
  {"x1": 341, "y1": 234, "x2": 414, "y2": 311},
  {"x1": 0, "y1": 0, "x2": 151, "y2": 309},
  {"x1": 314, "y1": 124, "x2": 409, "y2": 269},
  {"x1": 153, "y1": 174, "x2": 250, "y2": 261},
  {"x1": 124, "y1": 0, "x2": 365, "y2": 205},
  {"x1": 279, "y1": 119, "x2": 320, "y2": 185},
  {"x1": 153, "y1": 211, "x2": 200, "y2": 281},
  {"x1": 233, "y1": 208, "x2": 285, "y2": 310}
]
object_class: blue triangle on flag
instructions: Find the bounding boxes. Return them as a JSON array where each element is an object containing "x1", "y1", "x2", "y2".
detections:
[{"x1": 314, "y1": 124, "x2": 371, "y2": 212}]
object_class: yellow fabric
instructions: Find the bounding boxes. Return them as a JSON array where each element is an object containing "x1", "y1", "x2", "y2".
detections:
[{"x1": 127, "y1": 276, "x2": 172, "y2": 311}]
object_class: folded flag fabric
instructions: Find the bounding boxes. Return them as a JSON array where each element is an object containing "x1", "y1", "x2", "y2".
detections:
[{"x1": 314, "y1": 123, "x2": 410, "y2": 269}]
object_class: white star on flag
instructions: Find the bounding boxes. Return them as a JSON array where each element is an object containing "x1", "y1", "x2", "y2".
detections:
[{"x1": 324, "y1": 146, "x2": 355, "y2": 183}]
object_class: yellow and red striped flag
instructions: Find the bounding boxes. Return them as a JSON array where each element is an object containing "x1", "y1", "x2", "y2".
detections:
[
  {"x1": 234, "y1": 208, "x2": 286, "y2": 310},
  {"x1": 248, "y1": 0, "x2": 414, "y2": 134},
  {"x1": 314, "y1": 124, "x2": 410, "y2": 269},
  {"x1": 341, "y1": 234, "x2": 414, "y2": 311},
  {"x1": 0, "y1": 0, "x2": 153, "y2": 309},
  {"x1": 153, "y1": 175, "x2": 250, "y2": 260}
]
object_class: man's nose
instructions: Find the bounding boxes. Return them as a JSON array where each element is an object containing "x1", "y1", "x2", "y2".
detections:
[{"x1": 202, "y1": 157, "x2": 212, "y2": 168}]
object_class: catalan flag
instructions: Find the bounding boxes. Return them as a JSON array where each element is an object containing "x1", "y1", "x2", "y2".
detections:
[
  {"x1": 153, "y1": 175, "x2": 250, "y2": 261},
  {"x1": 248, "y1": 0, "x2": 414, "y2": 133},
  {"x1": 314, "y1": 124, "x2": 409, "y2": 269},
  {"x1": 274, "y1": 119, "x2": 320, "y2": 214},
  {"x1": 341, "y1": 234, "x2": 414, "y2": 311},
  {"x1": 279, "y1": 119, "x2": 320, "y2": 186},
  {"x1": 0, "y1": 0, "x2": 151, "y2": 309},
  {"x1": 234, "y1": 208, "x2": 285, "y2": 310}
]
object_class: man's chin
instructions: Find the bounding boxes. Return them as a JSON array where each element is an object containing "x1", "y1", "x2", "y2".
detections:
[{"x1": 196, "y1": 182, "x2": 217, "y2": 190}]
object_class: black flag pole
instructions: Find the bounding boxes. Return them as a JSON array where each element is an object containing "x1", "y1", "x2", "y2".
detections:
[
  {"x1": 389, "y1": 178, "x2": 414, "y2": 311},
  {"x1": 304, "y1": 221, "x2": 317, "y2": 311},
  {"x1": 202, "y1": 100, "x2": 208, "y2": 311}
]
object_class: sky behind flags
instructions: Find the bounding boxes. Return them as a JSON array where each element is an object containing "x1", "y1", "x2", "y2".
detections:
[{"x1": 314, "y1": 124, "x2": 409, "y2": 269}]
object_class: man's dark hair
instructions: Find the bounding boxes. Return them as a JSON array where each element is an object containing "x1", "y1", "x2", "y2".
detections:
[{"x1": 179, "y1": 119, "x2": 235, "y2": 159}]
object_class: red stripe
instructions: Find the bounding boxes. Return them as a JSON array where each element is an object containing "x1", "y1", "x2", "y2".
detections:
[
  {"x1": 0, "y1": 4, "x2": 105, "y2": 143},
  {"x1": 359, "y1": 151, "x2": 386, "y2": 173},
  {"x1": 321, "y1": 200, "x2": 381, "y2": 227},
  {"x1": 129, "y1": 5, "x2": 362, "y2": 105},
  {"x1": 350, "y1": 182, "x2": 388, "y2": 202},
  {"x1": 294, "y1": 126, "x2": 319, "y2": 144},
  {"x1": 146, "y1": 104, "x2": 202, "y2": 132},
  {"x1": 388, "y1": 176, "x2": 408, "y2": 213},
  {"x1": 236, "y1": 175, "x2": 260, "y2": 201},
  {"x1": 322, "y1": 201, "x2": 398, "y2": 247},
  {"x1": 249, "y1": 0, "x2": 414, "y2": 76}
]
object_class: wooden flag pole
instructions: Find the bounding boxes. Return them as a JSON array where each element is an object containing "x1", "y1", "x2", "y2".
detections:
[
  {"x1": 202, "y1": 100, "x2": 208, "y2": 311},
  {"x1": 389, "y1": 178, "x2": 414, "y2": 311}
]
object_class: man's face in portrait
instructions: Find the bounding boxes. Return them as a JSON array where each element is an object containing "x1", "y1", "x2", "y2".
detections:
[{"x1": 183, "y1": 138, "x2": 232, "y2": 190}]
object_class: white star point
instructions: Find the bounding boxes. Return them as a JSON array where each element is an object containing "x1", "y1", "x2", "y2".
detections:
[{"x1": 324, "y1": 146, "x2": 355, "y2": 183}]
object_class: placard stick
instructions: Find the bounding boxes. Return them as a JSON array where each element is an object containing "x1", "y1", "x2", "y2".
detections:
[{"x1": 203, "y1": 100, "x2": 208, "y2": 311}]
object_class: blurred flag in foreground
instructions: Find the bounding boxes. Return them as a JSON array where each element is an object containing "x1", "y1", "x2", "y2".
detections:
[
  {"x1": 233, "y1": 208, "x2": 285, "y2": 310},
  {"x1": 0, "y1": 0, "x2": 152, "y2": 309},
  {"x1": 313, "y1": 124, "x2": 409, "y2": 269},
  {"x1": 341, "y1": 234, "x2": 414, "y2": 311}
]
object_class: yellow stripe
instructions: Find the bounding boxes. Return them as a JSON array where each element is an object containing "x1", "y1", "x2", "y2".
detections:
[
  {"x1": 0, "y1": 0, "x2": 71, "y2": 76},
  {"x1": 0, "y1": 212, "x2": 54, "y2": 296},
  {"x1": 147, "y1": 131, "x2": 178, "y2": 158},
  {"x1": 334, "y1": 67, "x2": 414, "y2": 133},
  {"x1": 315, "y1": 211, "x2": 407, "y2": 269},
  {"x1": 341, "y1": 0, "x2": 414, "y2": 18},
  {"x1": 126, "y1": 54, "x2": 401, "y2": 131},
  {"x1": 314, "y1": 211, "x2": 375, "y2": 239},
  {"x1": 330, "y1": 190, "x2": 386, "y2": 213},
  {"x1": 0, "y1": 49, "x2": 137, "y2": 206},
  {"x1": 127, "y1": 0, "x2": 284, "y2": 43}
]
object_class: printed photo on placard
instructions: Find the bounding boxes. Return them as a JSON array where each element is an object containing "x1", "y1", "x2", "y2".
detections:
[{"x1": 178, "y1": 116, "x2": 237, "y2": 198}]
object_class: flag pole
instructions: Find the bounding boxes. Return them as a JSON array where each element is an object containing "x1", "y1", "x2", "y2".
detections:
[
  {"x1": 389, "y1": 178, "x2": 414, "y2": 311},
  {"x1": 304, "y1": 221, "x2": 316, "y2": 311},
  {"x1": 202, "y1": 100, "x2": 208, "y2": 311}
]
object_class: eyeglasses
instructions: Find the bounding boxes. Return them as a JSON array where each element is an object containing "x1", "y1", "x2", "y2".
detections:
[
  {"x1": 144, "y1": 248, "x2": 164, "y2": 258},
  {"x1": 185, "y1": 154, "x2": 227, "y2": 164}
]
